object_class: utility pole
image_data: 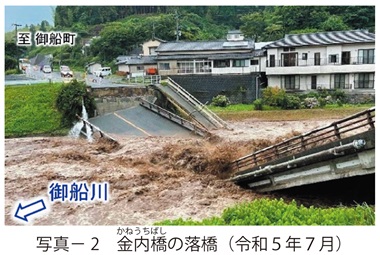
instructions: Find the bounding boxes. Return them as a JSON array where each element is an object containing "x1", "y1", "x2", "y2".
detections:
[{"x1": 12, "y1": 23, "x2": 22, "y2": 71}]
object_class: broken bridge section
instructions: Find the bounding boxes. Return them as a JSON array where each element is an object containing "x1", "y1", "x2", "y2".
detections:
[
  {"x1": 88, "y1": 104, "x2": 197, "y2": 137},
  {"x1": 153, "y1": 77, "x2": 229, "y2": 130},
  {"x1": 230, "y1": 107, "x2": 375, "y2": 193},
  {"x1": 86, "y1": 78, "x2": 226, "y2": 138}
]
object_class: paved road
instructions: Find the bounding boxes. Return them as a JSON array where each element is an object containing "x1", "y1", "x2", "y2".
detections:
[
  {"x1": 89, "y1": 105, "x2": 194, "y2": 137},
  {"x1": 5, "y1": 67, "x2": 82, "y2": 86},
  {"x1": 5, "y1": 69, "x2": 144, "y2": 88}
]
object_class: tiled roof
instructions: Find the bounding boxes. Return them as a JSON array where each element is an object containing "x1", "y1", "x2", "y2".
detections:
[
  {"x1": 156, "y1": 52, "x2": 263, "y2": 61},
  {"x1": 116, "y1": 56, "x2": 156, "y2": 65},
  {"x1": 264, "y1": 30, "x2": 375, "y2": 48},
  {"x1": 156, "y1": 40, "x2": 255, "y2": 52}
]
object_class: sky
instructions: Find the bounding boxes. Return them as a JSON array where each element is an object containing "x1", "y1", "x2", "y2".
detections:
[{"x1": 4, "y1": 6, "x2": 55, "y2": 32}]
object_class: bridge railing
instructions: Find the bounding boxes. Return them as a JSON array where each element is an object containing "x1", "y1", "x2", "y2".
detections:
[
  {"x1": 139, "y1": 99, "x2": 211, "y2": 137},
  {"x1": 231, "y1": 107, "x2": 375, "y2": 172},
  {"x1": 76, "y1": 114, "x2": 119, "y2": 145},
  {"x1": 167, "y1": 77, "x2": 229, "y2": 129}
]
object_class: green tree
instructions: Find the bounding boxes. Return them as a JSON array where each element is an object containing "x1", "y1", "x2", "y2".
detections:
[
  {"x1": 264, "y1": 23, "x2": 284, "y2": 41},
  {"x1": 341, "y1": 6, "x2": 375, "y2": 32},
  {"x1": 40, "y1": 20, "x2": 49, "y2": 32},
  {"x1": 240, "y1": 12, "x2": 266, "y2": 41},
  {"x1": 320, "y1": 15, "x2": 350, "y2": 31},
  {"x1": 56, "y1": 80, "x2": 96, "y2": 127}
]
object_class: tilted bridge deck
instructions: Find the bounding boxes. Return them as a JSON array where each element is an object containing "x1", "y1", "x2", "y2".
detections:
[
  {"x1": 230, "y1": 107, "x2": 375, "y2": 192},
  {"x1": 153, "y1": 77, "x2": 229, "y2": 130}
]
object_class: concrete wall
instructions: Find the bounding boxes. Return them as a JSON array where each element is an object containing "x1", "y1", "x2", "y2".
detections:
[
  {"x1": 170, "y1": 74, "x2": 258, "y2": 104},
  {"x1": 88, "y1": 86, "x2": 156, "y2": 116},
  {"x1": 117, "y1": 64, "x2": 130, "y2": 73}
]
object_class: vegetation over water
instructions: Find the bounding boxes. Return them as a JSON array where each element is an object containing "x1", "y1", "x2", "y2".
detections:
[{"x1": 156, "y1": 198, "x2": 375, "y2": 226}]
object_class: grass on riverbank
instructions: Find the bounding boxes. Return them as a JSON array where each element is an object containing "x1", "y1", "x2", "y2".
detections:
[
  {"x1": 5, "y1": 83, "x2": 68, "y2": 138},
  {"x1": 208, "y1": 104, "x2": 374, "y2": 121}
]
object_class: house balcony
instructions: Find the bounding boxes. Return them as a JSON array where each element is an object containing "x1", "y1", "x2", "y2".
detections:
[{"x1": 266, "y1": 57, "x2": 375, "y2": 75}]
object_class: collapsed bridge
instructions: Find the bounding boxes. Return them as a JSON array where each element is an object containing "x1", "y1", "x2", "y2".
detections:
[{"x1": 230, "y1": 107, "x2": 375, "y2": 193}]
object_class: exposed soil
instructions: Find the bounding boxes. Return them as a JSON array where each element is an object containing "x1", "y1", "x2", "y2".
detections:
[{"x1": 4, "y1": 119, "x2": 336, "y2": 225}]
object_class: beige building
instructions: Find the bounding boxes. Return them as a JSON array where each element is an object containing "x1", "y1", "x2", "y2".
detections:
[{"x1": 116, "y1": 38, "x2": 165, "y2": 76}]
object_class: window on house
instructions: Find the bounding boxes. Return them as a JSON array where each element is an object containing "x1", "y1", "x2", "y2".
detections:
[
  {"x1": 158, "y1": 63, "x2": 170, "y2": 70},
  {"x1": 214, "y1": 60, "x2": 230, "y2": 68},
  {"x1": 283, "y1": 47, "x2": 296, "y2": 52},
  {"x1": 329, "y1": 54, "x2": 339, "y2": 64},
  {"x1": 195, "y1": 60, "x2": 212, "y2": 73},
  {"x1": 136, "y1": 66, "x2": 144, "y2": 71},
  {"x1": 311, "y1": 75, "x2": 317, "y2": 90},
  {"x1": 250, "y1": 59, "x2": 259, "y2": 65},
  {"x1": 232, "y1": 60, "x2": 247, "y2": 67},
  {"x1": 269, "y1": 55, "x2": 275, "y2": 67},
  {"x1": 282, "y1": 53, "x2": 298, "y2": 66},
  {"x1": 149, "y1": 47, "x2": 157, "y2": 55},
  {"x1": 177, "y1": 61, "x2": 194, "y2": 73},
  {"x1": 341, "y1": 51, "x2": 351, "y2": 65},
  {"x1": 302, "y1": 53, "x2": 308, "y2": 60},
  {"x1": 355, "y1": 73, "x2": 375, "y2": 89},
  {"x1": 358, "y1": 49, "x2": 375, "y2": 64},
  {"x1": 332, "y1": 74, "x2": 348, "y2": 89},
  {"x1": 282, "y1": 75, "x2": 300, "y2": 90},
  {"x1": 314, "y1": 52, "x2": 321, "y2": 65}
]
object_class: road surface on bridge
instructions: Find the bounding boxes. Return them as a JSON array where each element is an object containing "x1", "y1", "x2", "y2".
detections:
[{"x1": 88, "y1": 105, "x2": 194, "y2": 137}]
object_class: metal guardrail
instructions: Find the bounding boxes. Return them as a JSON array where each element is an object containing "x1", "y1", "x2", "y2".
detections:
[
  {"x1": 76, "y1": 114, "x2": 119, "y2": 144},
  {"x1": 167, "y1": 77, "x2": 229, "y2": 129},
  {"x1": 139, "y1": 99, "x2": 210, "y2": 137},
  {"x1": 127, "y1": 75, "x2": 161, "y2": 85},
  {"x1": 231, "y1": 107, "x2": 375, "y2": 172},
  {"x1": 231, "y1": 138, "x2": 369, "y2": 182}
]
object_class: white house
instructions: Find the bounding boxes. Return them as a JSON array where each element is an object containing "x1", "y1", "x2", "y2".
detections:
[
  {"x1": 263, "y1": 30, "x2": 375, "y2": 91},
  {"x1": 155, "y1": 30, "x2": 269, "y2": 76}
]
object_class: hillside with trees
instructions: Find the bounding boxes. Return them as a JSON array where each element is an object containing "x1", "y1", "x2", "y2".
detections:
[{"x1": 5, "y1": 6, "x2": 375, "y2": 71}]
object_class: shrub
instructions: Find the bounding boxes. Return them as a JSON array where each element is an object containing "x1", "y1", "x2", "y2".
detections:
[
  {"x1": 5, "y1": 69, "x2": 21, "y2": 75},
  {"x1": 318, "y1": 97, "x2": 327, "y2": 108},
  {"x1": 280, "y1": 95, "x2": 301, "y2": 109},
  {"x1": 262, "y1": 86, "x2": 286, "y2": 107},
  {"x1": 325, "y1": 95, "x2": 334, "y2": 104},
  {"x1": 155, "y1": 198, "x2": 375, "y2": 226},
  {"x1": 56, "y1": 79, "x2": 96, "y2": 127},
  {"x1": 253, "y1": 99, "x2": 264, "y2": 110},
  {"x1": 303, "y1": 97, "x2": 320, "y2": 109},
  {"x1": 211, "y1": 95, "x2": 231, "y2": 107},
  {"x1": 304, "y1": 91, "x2": 320, "y2": 99},
  {"x1": 332, "y1": 89, "x2": 347, "y2": 103},
  {"x1": 317, "y1": 88, "x2": 330, "y2": 98}
]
